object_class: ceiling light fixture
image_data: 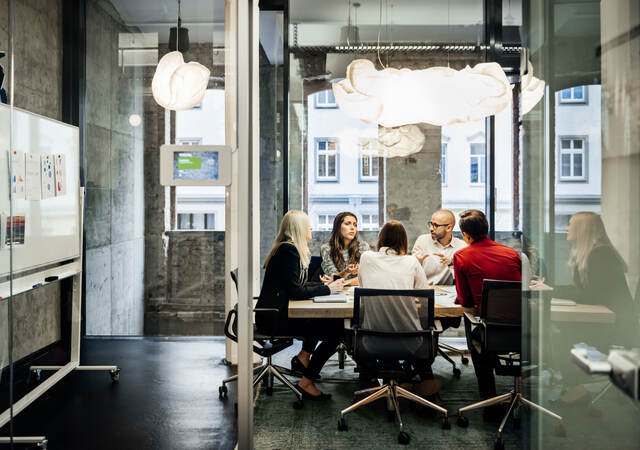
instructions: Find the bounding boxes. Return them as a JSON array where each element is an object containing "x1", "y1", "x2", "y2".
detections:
[{"x1": 152, "y1": 0, "x2": 210, "y2": 111}]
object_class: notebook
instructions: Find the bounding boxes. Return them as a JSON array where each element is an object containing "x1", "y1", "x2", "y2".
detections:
[{"x1": 313, "y1": 293, "x2": 350, "y2": 303}]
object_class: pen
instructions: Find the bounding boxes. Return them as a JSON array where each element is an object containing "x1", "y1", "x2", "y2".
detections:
[{"x1": 32, "y1": 283, "x2": 42, "y2": 289}]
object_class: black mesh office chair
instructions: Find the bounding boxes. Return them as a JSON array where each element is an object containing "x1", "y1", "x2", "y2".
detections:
[
  {"x1": 337, "y1": 288, "x2": 450, "y2": 445},
  {"x1": 219, "y1": 270, "x2": 304, "y2": 408},
  {"x1": 456, "y1": 280, "x2": 564, "y2": 449}
]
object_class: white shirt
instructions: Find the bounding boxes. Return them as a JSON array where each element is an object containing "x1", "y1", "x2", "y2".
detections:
[
  {"x1": 412, "y1": 234, "x2": 467, "y2": 285},
  {"x1": 358, "y1": 248, "x2": 430, "y2": 353},
  {"x1": 359, "y1": 247, "x2": 429, "y2": 291}
]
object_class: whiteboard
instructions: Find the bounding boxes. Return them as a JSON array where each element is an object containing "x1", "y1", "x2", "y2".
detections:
[{"x1": 0, "y1": 104, "x2": 80, "y2": 277}]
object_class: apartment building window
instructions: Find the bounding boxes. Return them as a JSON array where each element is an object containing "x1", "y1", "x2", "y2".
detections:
[
  {"x1": 359, "y1": 147, "x2": 379, "y2": 181},
  {"x1": 559, "y1": 86, "x2": 586, "y2": 104},
  {"x1": 316, "y1": 138, "x2": 339, "y2": 181},
  {"x1": 317, "y1": 214, "x2": 336, "y2": 231},
  {"x1": 360, "y1": 214, "x2": 379, "y2": 231},
  {"x1": 177, "y1": 213, "x2": 216, "y2": 230},
  {"x1": 177, "y1": 137, "x2": 203, "y2": 145},
  {"x1": 441, "y1": 143, "x2": 447, "y2": 185},
  {"x1": 314, "y1": 89, "x2": 337, "y2": 108},
  {"x1": 470, "y1": 143, "x2": 486, "y2": 184},
  {"x1": 559, "y1": 137, "x2": 587, "y2": 181}
]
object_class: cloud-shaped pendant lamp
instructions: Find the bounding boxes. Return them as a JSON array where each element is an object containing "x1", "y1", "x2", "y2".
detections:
[
  {"x1": 521, "y1": 61, "x2": 545, "y2": 115},
  {"x1": 152, "y1": 51, "x2": 210, "y2": 111},
  {"x1": 333, "y1": 59, "x2": 513, "y2": 128}
]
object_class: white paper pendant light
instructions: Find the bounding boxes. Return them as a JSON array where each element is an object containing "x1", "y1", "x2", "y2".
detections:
[
  {"x1": 521, "y1": 61, "x2": 545, "y2": 115},
  {"x1": 152, "y1": 51, "x2": 210, "y2": 111},
  {"x1": 152, "y1": 0, "x2": 210, "y2": 111},
  {"x1": 333, "y1": 59, "x2": 513, "y2": 128}
]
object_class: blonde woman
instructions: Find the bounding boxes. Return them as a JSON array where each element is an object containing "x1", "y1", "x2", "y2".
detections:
[{"x1": 256, "y1": 210, "x2": 345, "y2": 400}]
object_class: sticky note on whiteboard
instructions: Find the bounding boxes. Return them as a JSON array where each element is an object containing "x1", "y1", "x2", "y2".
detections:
[
  {"x1": 41, "y1": 154, "x2": 55, "y2": 199},
  {"x1": 54, "y1": 154, "x2": 66, "y2": 196}
]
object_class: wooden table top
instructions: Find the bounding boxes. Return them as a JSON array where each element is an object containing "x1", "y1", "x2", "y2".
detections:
[{"x1": 288, "y1": 285, "x2": 475, "y2": 319}]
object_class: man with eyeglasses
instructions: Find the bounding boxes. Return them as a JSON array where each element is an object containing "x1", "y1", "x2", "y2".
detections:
[{"x1": 412, "y1": 209, "x2": 466, "y2": 285}]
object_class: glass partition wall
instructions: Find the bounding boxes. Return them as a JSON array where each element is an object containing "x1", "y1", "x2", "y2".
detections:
[{"x1": 522, "y1": 1, "x2": 640, "y2": 448}]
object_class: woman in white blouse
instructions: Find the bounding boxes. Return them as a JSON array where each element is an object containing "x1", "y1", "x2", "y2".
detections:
[{"x1": 359, "y1": 220, "x2": 429, "y2": 292}]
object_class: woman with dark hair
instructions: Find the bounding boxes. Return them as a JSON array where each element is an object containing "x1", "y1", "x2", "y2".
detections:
[
  {"x1": 320, "y1": 212, "x2": 370, "y2": 283},
  {"x1": 359, "y1": 220, "x2": 428, "y2": 291}
]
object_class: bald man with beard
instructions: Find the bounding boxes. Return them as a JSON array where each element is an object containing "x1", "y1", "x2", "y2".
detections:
[{"x1": 412, "y1": 210, "x2": 467, "y2": 285}]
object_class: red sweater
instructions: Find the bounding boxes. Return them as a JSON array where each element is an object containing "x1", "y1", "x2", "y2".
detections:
[{"x1": 453, "y1": 238, "x2": 522, "y2": 314}]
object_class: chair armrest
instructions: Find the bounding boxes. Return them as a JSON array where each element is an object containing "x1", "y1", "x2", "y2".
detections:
[
  {"x1": 464, "y1": 311, "x2": 481, "y2": 325},
  {"x1": 434, "y1": 320, "x2": 444, "y2": 333}
]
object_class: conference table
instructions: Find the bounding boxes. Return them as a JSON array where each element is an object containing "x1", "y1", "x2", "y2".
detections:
[{"x1": 288, "y1": 285, "x2": 476, "y2": 325}]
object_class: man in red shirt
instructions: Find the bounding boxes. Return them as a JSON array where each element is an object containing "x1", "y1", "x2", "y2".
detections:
[{"x1": 453, "y1": 209, "x2": 521, "y2": 417}]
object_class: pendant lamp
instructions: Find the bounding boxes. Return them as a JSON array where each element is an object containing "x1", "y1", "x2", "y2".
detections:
[{"x1": 152, "y1": 0, "x2": 210, "y2": 111}]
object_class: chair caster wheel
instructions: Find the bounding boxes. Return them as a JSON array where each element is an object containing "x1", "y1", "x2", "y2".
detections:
[
  {"x1": 453, "y1": 367, "x2": 462, "y2": 378},
  {"x1": 494, "y1": 435, "x2": 505, "y2": 450},
  {"x1": 266, "y1": 386, "x2": 273, "y2": 396},
  {"x1": 441, "y1": 415, "x2": 451, "y2": 429},
  {"x1": 398, "y1": 431, "x2": 410, "y2": 445},
  {"x1": 219, "y1": 385, "x2": 228, "y2": 399},
  {"x1": 110, "y1": 368, "x2": 120, "y2": 382},
  {"x1": 457, "y1": 414, "x2": 469, "y2": 428},
  {"x1": 292, "y1": 399, "x2": 304, "y2": 410},
  {"x1": 554, "y1": 423, "x2": 566, "y2": 437},
  {"x1": 337, "y1": 417, "x2": 348, "y2": 431},
  {"x1": 461, "y1": 357, "x2": 470, "y2": 365}
]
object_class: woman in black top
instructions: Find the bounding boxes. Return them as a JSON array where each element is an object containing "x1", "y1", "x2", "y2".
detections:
[{"x1": 256, "y1": 210, "x2": 344, "y2": 399}]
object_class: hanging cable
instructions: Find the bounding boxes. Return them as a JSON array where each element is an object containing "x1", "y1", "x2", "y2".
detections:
[
  {"x1": 346, "y1": 0, "x2": 352, "y2": 47},
  {"x1": 377, "y1": 0, "x2": 385, "y2": 68},
  {"x1": 176, "y1": 0, "x2": 181, "y2": 52}
]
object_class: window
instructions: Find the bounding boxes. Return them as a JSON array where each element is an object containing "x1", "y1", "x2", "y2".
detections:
[
  {"x1": 559, "y1": 138, "x2": 587, "y2": 180},
  {"x1": 314, "y1": 89, "x2": 337, "y2": 108},
  {"x1": 177, "y1": 213, "x2": 216, "y2": 230},
  {"x1": 559, "y1": 86, "x2": 586, "y2": 104},
  {"x1": 470, "y1": 143, "x2": 486, "y2": 184},
  {"x1": 360, "y1": 214, "x2": 379, "y2": 231},
  {"x1": 176, "y1": 137, "x2": 203, "y2": 145},
  {"x1": 317, "y1": 214, "x2": 336, "y2": 231},
  {"x1": 441, "y1": 143, "x2": 447, "y2": 185},
  {"x1": 316, "y1": 138, "x2": 339, "y2": 181},
  {"x1": 359, "y1": 146, "x2": 379, "y2": 181}
]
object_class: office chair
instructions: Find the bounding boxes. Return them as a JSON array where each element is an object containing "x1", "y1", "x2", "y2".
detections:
[
  {"x1": 456, "y1": 280, "x2": 564, "y2": 449},
  {"x1": 337, "y1": 288, "x2": 450, "y2": 445},
  {"x1": 219, "y1": 270, "x2": 304, "y2": 408},
  {"x1": 438, "y1": 338, "x2": 469, "y2": 377}
]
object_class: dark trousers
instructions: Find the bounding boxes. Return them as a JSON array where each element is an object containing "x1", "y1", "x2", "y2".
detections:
[
  {"x1": 464, "y1": 316, "x2": 498, "y2": 399},
  {"x1": 284, "y1": 318, "x2": 344, "y2": 379}
]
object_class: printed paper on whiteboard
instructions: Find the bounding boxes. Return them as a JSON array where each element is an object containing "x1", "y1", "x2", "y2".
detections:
[
  {"x1": 25, "y1": 153, "x2": 41, "y2": 200},
  {"x1": 10, "y1": 149, "x2": 26, "y2": 200},
  {"x1": 54, "y1": 154, "x2": 66, "y2": 196},
  {"x1": 41, "y1": 154, "x2": 55, "y2": 199}
]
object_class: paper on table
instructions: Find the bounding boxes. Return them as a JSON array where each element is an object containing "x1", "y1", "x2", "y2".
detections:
[
  {"x1": 41, "y1": 154, "x2": 55, "y2": 199},
  {"x1": 25, "y1": 153, "x2": 41, "y2": 200},
  {"x1": 10, "y1": 149, "x2": 26, "y2": 200},
  {"x1": 313, "y1": 293, "x2": 350, "y2": 303},
  {"x1": 54, "y1": 154, "x2": 66, "y2": 196}
]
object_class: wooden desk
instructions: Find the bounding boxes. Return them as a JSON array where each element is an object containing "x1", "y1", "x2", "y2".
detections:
[
  {"x1": 288, "y1": 286, "x2": 475, "y2": 320},
  {"x1": 550, "y1": 302, "x2": 616, "y2": 324}
]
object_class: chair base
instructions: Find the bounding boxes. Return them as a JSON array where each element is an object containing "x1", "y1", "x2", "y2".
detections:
[
  {"x1": 338, "y1": 379, "x2": 450, "y2": 443},
  {"x1": 438, "y1": 343, "x2": 469, "y2": 377},
  {"x1": 219, "y1": 356, "x2": 302, "y2": 403},
  {"x1": 457, "y1": 380, "x2": 563, "y2": 443}
]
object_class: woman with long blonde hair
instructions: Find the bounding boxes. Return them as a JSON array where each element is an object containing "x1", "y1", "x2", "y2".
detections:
[
  {"x1": 560, "y1": 212, "x2": 637, "y2": 345},
  {"x1": 257, "y1": 210, "x2": 345, "y2": 400}
]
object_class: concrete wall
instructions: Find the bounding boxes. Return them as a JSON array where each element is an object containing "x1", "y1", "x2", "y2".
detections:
[
  {"x1": 0, "y1": 0, "x2": 64, "y2": 365},
  {"x1": 84, "y1": 0, "x2": 144, "y2": 335}
]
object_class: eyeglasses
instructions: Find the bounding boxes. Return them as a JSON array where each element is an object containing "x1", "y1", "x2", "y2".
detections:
[{"x1": 428, "y1": 221, "x2": 450, "y2": 229}]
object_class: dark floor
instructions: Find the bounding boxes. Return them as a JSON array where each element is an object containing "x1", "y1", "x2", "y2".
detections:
[{"x1": 0, "y1": 337, "x2": 237, "y2": 450}]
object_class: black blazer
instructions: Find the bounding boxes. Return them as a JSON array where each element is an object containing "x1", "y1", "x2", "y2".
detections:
[{"x1": 256, "y1": 243, "x2": 330, "y2": 333}]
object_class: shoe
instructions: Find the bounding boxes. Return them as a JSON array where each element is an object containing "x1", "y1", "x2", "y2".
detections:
[
  {"x1": 296, "y1": 383, "x2": 332, "y2": 400},
  {"x1": 290, "y1": 356, "x2": 320, "y2": 380}
]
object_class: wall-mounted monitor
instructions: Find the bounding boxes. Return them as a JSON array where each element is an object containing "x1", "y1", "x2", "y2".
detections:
[{"x1": 160, "y1": 144, "x2": 232, "y2": 186}]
